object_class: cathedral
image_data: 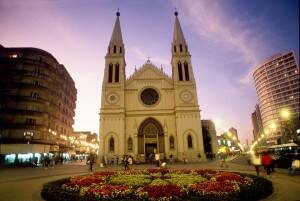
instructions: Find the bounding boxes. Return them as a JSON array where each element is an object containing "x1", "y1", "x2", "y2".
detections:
[{"x1": 99, "y1": 11, "x2": 205, "y2": 162}]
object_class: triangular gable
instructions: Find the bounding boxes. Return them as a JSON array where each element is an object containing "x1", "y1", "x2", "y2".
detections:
[{"x1": 126, "y1": 62, "x2": 173, "y2": 85}]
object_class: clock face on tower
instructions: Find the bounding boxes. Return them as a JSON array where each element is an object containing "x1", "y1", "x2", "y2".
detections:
[
  {"x1": 106, "y1": 92, "x2": 119, "y2": 104},
  {"x1": 140, "y1": 88, "x2": 159, "y2": 106},
  {"x1": 180, "y1": 90, "x2": 193, "y2": 103}
]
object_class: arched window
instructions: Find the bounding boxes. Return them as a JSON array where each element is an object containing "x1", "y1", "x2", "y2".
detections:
[
  {"x1": 180, "y1": 44, "x2": 183, "y2": 52},
  {"x1": 174, "y1": 45, "x2": 177, "y2": 53},
  {"x1": 178, "y1": 62, "x2": 183, "y2": 81},
  {"x1": 108, "y1": 64, "x2": 113, "y2": 83},
  {"x1": 169, "y1": 136, "x2": 175, "y2": 149},
  {"x1": 113, "y1": 45, "x2": 116, "y2": 53},
  {"x1": 115, "y1": 63, "x2": 119, "y2": 83},
  {"x1": 128, "y1": 137, "x2": 133, "y2": 151},
  {"x1": 109, "y1": 137, "x2": 115, "y2": 152},
  {"x1": 120, "y1": 47, "x2": 122, "y2": 53},
  {"x1": 187, "y1": 135, "x2": 193, "y2": 148},
  {"x1": 184, "y1": 62, "x2": 189, "y2": 81}
]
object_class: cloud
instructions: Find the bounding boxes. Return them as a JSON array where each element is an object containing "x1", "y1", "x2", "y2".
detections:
[{"x1": 172, "y1": 0, "x2": 263, "y2": 84}]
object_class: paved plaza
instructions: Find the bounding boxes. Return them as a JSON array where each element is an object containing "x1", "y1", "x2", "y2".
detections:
[{"x1": 0, "y1": 156, "x2": 299, "y2": 201}]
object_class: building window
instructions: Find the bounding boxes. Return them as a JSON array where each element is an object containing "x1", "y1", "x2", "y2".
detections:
[
  {"x1": 120, "y1": 47, "x2": 122, "y2": 53},
  {"x1": 180, "y1": 44, "x2": 183, "y2": 52},
  {"x1": 108, "y1": 64, "x2": 113, "y2": 83},
  {"x1": 115, "y1": 63, "x2": 119, "y2": 83},
  {"x1": 184, "y1": 62, "x2": 189, "y2": 81},
  {"x1": 109, "y1": 137, "x2": 115, "y2": 152},
  {"x1": 169, "y1": 136, "x2": 175, "y2": 149},
  {"x1": 128, "y1": 137, "x2": 133, "y2": 151},
  {"x1": 178, "y1": 62, "x2": 183, "y2": 81},
  {"x1": 140, "y1": 88, "x2": 159, "y2": 106},
  {"x1": 174, "y1": 45, "x2": 177, "y2": 53},
  {"x1": 113, "y1": 45, "x2": 116, "y2": 53},
  {"x1": 25, "y1": 118, "x2": 36, "y2": 126},
  {"x1": 187, "y1": 135, "x2": 193, "y2": 148}
]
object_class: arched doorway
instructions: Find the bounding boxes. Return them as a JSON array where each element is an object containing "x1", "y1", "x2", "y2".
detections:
[{"x1": 138, "y1": 118, "x2": 164, "y2": 158}]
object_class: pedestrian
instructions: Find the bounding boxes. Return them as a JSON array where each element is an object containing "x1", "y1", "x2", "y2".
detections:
[
  {"x1": 220, "y1": 152, "x2": 228, "y2": 168},
  {"x1": 183, "y1": 153, "x2": 187, "y2": 164},
  {"x1": 123, "y1": 155, "x2": 129, "y2": 170},
  {"x1": 169, "y1": 154, "x2": 174, "y2": 165},
  {"x1": 87, "y1": 153, "x2": 95, "y2": 172},
  {"x1": 251, "y1": 152, "x2": 261, "y2": 176},
  {"x1": 127, "y1": 155, "x2": 133, "y2": 170},
  {"x1": 288, "y1": 159, "x2": 300, "y2": 176},
  {"x1": 261, "y1": 151, "x2": 272, "y2": 175},
  {"x1": 155, "y1": 152, "x2": 160, "y2": 167}
]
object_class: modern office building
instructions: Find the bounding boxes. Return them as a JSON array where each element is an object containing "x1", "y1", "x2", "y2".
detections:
[
  {"x1": 0, "y1": 45, "x2": 77, "y2": 165},
  {"x1": 253, "y1": 51, "x2": 300, "y2": 144}
]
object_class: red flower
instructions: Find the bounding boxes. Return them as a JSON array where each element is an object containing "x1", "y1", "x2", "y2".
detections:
[
  {"x1": 194, "y1": 169, "x2": 218, "y2": 175},
  {"x1": 215, "y1": 172, "x2": 246, "y2": 184},
  {"x1": 66, "y1": 175, "x2": 104, "y2": 188},
  {"x1": 141, "y1": 184, "x2": 183, "y2": 199},
  {"x1": 190, "y1": 181, "x2": 237, "y2": 193}
]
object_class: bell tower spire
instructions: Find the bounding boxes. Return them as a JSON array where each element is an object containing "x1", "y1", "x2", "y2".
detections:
[
  {"x1": 171, "y1": 10, "x2": 194, "y2": 83},
  {"x1": 104, "y1": 11, "x2": 126, "y2": 84},
  {"x1": 107, "y1": 11, "x2": 124, "y2": 56}
]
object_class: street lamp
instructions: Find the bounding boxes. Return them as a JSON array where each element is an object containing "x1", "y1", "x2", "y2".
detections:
[{"x1": 24, "y1": 131, "x2": 34, "y2": 144}]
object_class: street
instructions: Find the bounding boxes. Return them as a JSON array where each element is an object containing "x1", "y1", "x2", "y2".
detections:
[{"x1": 0, "y1": 156, "x2": 299, "y2": 201}]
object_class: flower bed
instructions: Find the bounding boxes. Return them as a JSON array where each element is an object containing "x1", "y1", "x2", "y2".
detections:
[{"x1": 41, "y1": 168, "x2": 273, "y2": 201}]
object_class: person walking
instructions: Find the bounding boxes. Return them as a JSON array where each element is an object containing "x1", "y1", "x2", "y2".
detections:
[
  {"x1": 261, "y1": 151, "x2": 272, "y2": 175},
  {"x1": 87, "y1": 153, "x2": 95, "y2": 172},
  {"x1": 288, "y1": 159, "x2": 300, "y2": 176},
  {"x1": 127, "y1": 155, "x2": 133, "y2": 170},
  {"x1": 123, "y1": 155, "x2": 129, "y2": 170},
  {"x1": 220, "y1": 152, "x2": 229, "y2": 168},
  {"x1": 251, "y1": 152, "x2": 261, "y2": 176},
  {"x1": 155, "y1": 152, "x2": 160, "y2": 167}
]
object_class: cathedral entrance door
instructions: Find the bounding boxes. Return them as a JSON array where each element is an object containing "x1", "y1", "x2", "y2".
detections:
[
  {"x1": 145, "y1": 143, "x2": 157, "y2": 162},
  {"x1": 138, "y1": 118, "x2": 165, "y2": 157}
]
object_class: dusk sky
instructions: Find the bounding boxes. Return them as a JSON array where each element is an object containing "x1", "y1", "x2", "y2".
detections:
[{"x1": 1, "y1": 0, "x2": 299, "y2": 144}]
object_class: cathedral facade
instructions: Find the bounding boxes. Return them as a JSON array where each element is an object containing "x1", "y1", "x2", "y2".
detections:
[{"x1": 99, "y1": 11, "x2": 205, "y2": 162}]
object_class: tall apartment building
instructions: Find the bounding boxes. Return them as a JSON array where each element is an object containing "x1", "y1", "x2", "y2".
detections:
[
  {"x1": 251, "y1": 104, "x2": 263, "y2": 141},
  {"x1": 0, "y1": 45, "x2": 77, "y2": 165},
  {"x1": 253, "y1": 51, "x2": 300, "y2": 144}
]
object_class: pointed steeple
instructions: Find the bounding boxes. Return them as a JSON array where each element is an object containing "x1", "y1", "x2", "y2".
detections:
[
  {"x1": 109, "y1": 11, "x2": 123, "y2": 45},
  {"x1": 172, "y1": 11, "x2": 187, "y2": 46},
  {"x1": 172, "y1": 11, "x2": 189, "y2": 55}
]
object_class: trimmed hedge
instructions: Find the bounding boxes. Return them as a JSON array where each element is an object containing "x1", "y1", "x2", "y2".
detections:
[{"x1": 41, "y1": 173, "x2": 273, "y2": 201}]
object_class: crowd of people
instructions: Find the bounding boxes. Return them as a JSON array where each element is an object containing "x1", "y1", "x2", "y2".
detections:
[{"x1": 250, "y1": 150, "x2": 300, "y2": 176}]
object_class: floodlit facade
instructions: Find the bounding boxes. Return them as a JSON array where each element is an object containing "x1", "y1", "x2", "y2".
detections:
[
  {"x1": 0, "y1": 45, "x2": 77, "y2": 165},
  {"x1": 99, "y1": 12, "x2": 205, "y2": 162},
  {"x1": 253, "y1": 51, "x2": 300, "y2": 144}
]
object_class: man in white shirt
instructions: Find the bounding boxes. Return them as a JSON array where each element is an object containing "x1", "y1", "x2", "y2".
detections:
[
  {"x1": 155, "y1": 153, "x2": 160, "y2": 167},
  {"x1": 289, "y1": 159, "x2": 300, "y2": 176}
]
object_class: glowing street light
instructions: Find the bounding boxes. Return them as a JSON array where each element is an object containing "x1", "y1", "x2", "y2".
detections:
[{"x1": 280, "y1": 109, "x2": 290, "y2": 120}]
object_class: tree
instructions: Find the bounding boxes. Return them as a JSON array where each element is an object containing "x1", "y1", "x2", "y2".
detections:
[{"x1": 202, "y1": 127, "x2": 212, "y2": 153}]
